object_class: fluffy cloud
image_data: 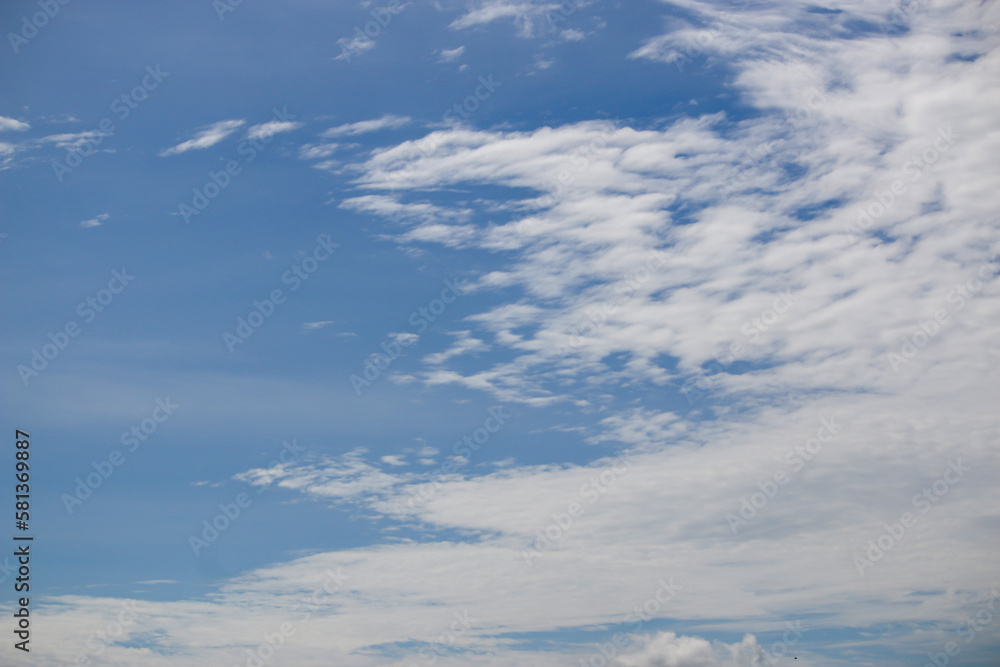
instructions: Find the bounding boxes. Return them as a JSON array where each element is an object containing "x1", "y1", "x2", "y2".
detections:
[
  {"x1": 612, "y1": 632, "x2": 764, "y2": 667},
  {"x1": 0, "y1": 115, "x2": 30, "y2": 131}
]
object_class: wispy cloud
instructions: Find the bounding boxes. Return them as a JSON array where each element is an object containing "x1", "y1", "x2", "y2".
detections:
[
  {"x1": 450, "y1": 1, "x2": 564, "y2": 37},
  {"x1": 247, "y1": 120, "x2": 302, "y2": 140},
  {"x1": 423, "y1": 330, "x2": 490, "y2": 364},
  {"x1": 39, "y1": 131, "x2": 102, "y2": 150},
  {"x1": 160, "y1": 119, "x2": 245, "y2": 156},
  {"x1": 9, "y1": 1, "x2": 1000, "y2": 666},
  {"x1": 320, "y1": 114, "x2": 411, "y2": 138},
  {"x1": 301, "y1": 321, "x2": 334, "y2": 333},
  {"x1": 333, "y1": 34, "x2": 377, "y2": 61},
  {"x1": 299, "y1": 143, "x2": 339, "y2": 159},
  {"x1": 438, "y1": 45, "x2": 466, "y2": 62}
]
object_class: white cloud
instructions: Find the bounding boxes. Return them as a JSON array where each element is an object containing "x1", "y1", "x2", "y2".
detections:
[
  {"x1": 438, "y1": 45, "x2": 466, "y2": 62},
  {"x1": 390, "y1": 331, "x2": 420, "y2": 346},
  {"x1": 247, "y1": 120, "x2": 302, "y2": 140},
  {"x1": 424, "y1": 330, "x2": 490, "y2": 364},
  {"x1": 159, "y1": 119, "x2": 245, "y2": 156},
  {"x1": 317, "y1": 0, "x2": 1000, "y2": 657},
  {"x1": 529, "y1": 56, "x2": 555, "y2": 73},
  {"x1": 321, "y1": 114, "x2": 411, "y2": 138},
  {"x1": 301, "y1": 321, "x2": 334, "y2": 333},
  {"x1": 334, "y1": 34, "x2": 377, "y2": 61},
  {"x1": 40, "y1": 131, "x2": 103, "y2": 150},
  {"x1": 236, "y1": 448, "x2": 404, "y2": 501},
  {"x1": 450, "y1": 1, "x2": 564, "y2": 38},
  {"x1": 381, "y1": 454, "x2": 407, "y2": 466},
  {"x1": 0, "y1": 116, "x2": 29, "y2": 132},
  {"x1": 38, "y1": 113, "x2": 80, "y2": 124},
  {"x1": 340, "y1": 194, "x2": 476, "y2": 246},
  {"x1": 79, "y1": 213, "x2": 109, "y2": 229},
  {"x1": 340, "y1": 194, "x2": 469, "y2": 221},
  {"x1": 299, "y1": 142, "x2": 339, "y2": 159},
  {"x1": 12, "y1": 2, "x2": 1000, "y2": 666},
  {"x1": 612, "y1": 632, "x2": 764, "y2": 667}
]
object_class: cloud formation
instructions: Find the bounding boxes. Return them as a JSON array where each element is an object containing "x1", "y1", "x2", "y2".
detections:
[
  {"x1": 321, "y1": 114, "x2": 411, "y2": 137},
  {"x1": 79, "y1": 213, "x2": 109, "y2": 229},
  {"x1": 438, "y1": 45, "x2": 467, "y2": 62},
  {"x1": 0, "y1": 115, "x2": 30, "y2": 131},
  {"x1": 5, "y1": 2, "x2": 999, "y2": 666},
  {"x1": 450, "y1": 1, "x2": 565, "y2": 37},
  {"x1": 160, "y1": 119, "x2": 246, "y2": 156},
  {"x1": 247, "y1": 120, "x2": 303, "y2": 140}
]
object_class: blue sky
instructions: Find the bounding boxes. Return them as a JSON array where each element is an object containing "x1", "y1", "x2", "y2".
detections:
[{"x1": 2, "y1": 0, "x2": 999, "y2": 665}]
